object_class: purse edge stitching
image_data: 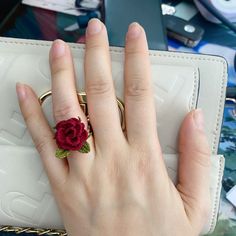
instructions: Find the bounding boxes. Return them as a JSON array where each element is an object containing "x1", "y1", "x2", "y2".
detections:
[
  {"x1": 190, "y1": 70, "x2": 198, "y2": 111},
  {"x1": 209, "y1": 155, "x2": 224, "y2": 233}
]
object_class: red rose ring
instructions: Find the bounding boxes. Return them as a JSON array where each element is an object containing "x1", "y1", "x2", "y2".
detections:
[{"x1": 54, "y1": 117, "x2": 90, "y2": 159}]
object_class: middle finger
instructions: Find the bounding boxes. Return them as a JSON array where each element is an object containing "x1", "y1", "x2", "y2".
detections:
[{"x1": 85, "y1": 19, "x2": 125, "y2": 149}]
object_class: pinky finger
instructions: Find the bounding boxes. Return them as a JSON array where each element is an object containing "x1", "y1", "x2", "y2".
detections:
[{"x1": 16, "y1": 83, "x2": 68, "y2": 184}]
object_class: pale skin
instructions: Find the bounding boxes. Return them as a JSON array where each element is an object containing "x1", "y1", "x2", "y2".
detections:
[{"x1": 16, "y1": 19, "x2": 211, "y2": 236}]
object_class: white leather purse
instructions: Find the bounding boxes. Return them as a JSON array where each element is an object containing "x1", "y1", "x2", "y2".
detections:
[{"x1": 0, "y1": 37, "x2": 226, "y2": 235}]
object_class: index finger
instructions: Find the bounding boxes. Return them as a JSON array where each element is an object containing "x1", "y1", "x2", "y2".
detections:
[{"x1": 16, "y1": 83, "x2": 68, "y2": 183}]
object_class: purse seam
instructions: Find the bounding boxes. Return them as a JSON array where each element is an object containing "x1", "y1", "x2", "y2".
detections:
[
  {"x1": 209, "y1": 156, "x2": 224, "y2": 233},
  {"x1": 191, "y1": 69, "x2": 198, "y2": 111}
]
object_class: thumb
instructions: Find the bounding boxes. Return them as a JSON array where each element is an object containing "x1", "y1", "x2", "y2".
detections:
[{"x1": 177, "y1": 109, "x2": 211, "y2": 228}]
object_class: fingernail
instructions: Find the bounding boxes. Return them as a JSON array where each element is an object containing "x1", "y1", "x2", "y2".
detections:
[
  {"x1": 16, "y1": 82, "x2": 27, "y2": 101},
  {"x1": 51, "y1": 40, "x2": 66, "y2": 59},
  {"x1": 193, "y1": 109, "x2": 205, "y2": 131},
  {"x1": 126, "y1": 22, "x2": 142, "y2": 40},
  {"x1": 87, "y1": 18, "x2": 103, "y2": 36}
]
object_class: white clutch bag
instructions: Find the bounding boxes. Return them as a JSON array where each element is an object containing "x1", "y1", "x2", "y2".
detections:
[{"x1": 0, "y1": 37, "x2": 226, "y2": 235}]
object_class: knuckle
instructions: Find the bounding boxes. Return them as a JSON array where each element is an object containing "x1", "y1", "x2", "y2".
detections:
[
  {"x1": 179, "y1": 142, "x2": 211, "y2": 169},
  {"x1": 126, "y1": 48, "x2": 148, "y2": 58},
  {"x1": 86, "y1": 78, "x2": 113, "y2": 96},
  {"x1": 52, "y1": 66, "x2": 71, "y2": 79},
  {"x1": 34, "y1": 138, "x2": 49, "y2": 155},
  {"x1": 107, "y1": 158, "x2": 122, "y2": 180},
  {"x1": 50, "y1": 55, "x2": 72, "y2": 77},
  {"x1": 22, "y1": 110, "x2": 53, "y2": 157},
  {"x1": 136, "y1": 158, "x2": 151, "y2": 177},
  {"x1": 23, "y1": 110, "x2": 35, "y2": 125},
  {"x1": 54, "y1": 103, "x2": 75, "y2": 121},
  {"x1": 179, "y1": 184, "x2": 211, "y2": 224},
  {"x1": 127, "y1": 148, "x2": 154, "y2": 178},
  {"x1": 191, "y1": 149, "x2": 211, "y2": 169},
  {"x1": 126, "y1": 77, "x2": 150, "y2": 98},
  {"x1": 86, "y1": 42, "x2": 105, "y2": 52}
]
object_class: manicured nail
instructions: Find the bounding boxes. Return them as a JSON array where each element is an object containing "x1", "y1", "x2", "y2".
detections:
[
  {"x1": 51, "y1": 40, "x2": 66, "y2": 59},
  {"x1": 193, "y1": 109, "x2": 205, "y2": 131},
  {"x1": 16, "y1": 82, "x2": 27, "y2": 101},
  {"x1": 126, "y1": 22, "x2": 142, "y2": 40},
  {"x1": 87, "y1": 18, "x2": 103, "y2": 36}
]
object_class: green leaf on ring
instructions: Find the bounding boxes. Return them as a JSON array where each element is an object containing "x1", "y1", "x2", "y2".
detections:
[
  {"x1": 55, "y1": 149, "x2": 71, "y2": 159},
  {"x1": 79, "y1": 141, "x2": 90, "y2": 153}
]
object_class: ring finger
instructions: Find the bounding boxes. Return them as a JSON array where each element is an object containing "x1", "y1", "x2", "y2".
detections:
[{"x1": 50, "y1": 39, "x2": 95, "y2": 174}]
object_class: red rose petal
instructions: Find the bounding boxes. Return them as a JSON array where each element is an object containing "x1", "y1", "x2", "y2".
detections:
[
  {"x1": 81, "y1": 130, "x2": 88, "y2": 141},
  {"x1": 77, "y1": 123, "x2": 85, "y2": 135},
  {"x1": 65, "y1": 127, "x2": 77, "y2": 138},
  {"x1": 55, "y1": 117, "x2": 88, "y2": 151}
]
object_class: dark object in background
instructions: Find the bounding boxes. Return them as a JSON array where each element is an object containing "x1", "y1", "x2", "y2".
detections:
[
  {"x1": 196, "y1": 0, "x2": 236, "y2": 34},
  {"x1": 0, "y1": 0, "x2": 21, "y2": 30},
  {"x1": 76, "y1": 0, "x2": 101, "y2": 10},
  {"x1": 77, "y1": 11, "x2": 100, "y2": 29},
  {"x1": 103, "y1": 0, "x2": 167, "y2": 50},
  {"x1": 164, "y1": 14, "x2": 204, "y2": 48},
  {"x1": 227, "y1": 87, "x2": 236, "y2": 100},
  {"x1": 223, "y1": 177, "x2": 235, "y2": 193}
]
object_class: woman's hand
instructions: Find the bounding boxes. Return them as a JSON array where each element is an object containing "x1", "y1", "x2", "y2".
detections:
[{"x1": 16, "y1": 19, "x2": 210, "y2": 236}]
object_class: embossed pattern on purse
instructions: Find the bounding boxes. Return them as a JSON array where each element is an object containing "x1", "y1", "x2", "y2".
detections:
[{"x1": 0, "y1": 37, "x2": 227, "y2": 234}]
